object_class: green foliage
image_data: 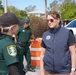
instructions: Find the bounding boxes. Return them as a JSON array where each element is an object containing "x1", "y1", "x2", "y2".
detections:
[
  {"x1": 8, "y1": 6, "x2": 27, "y2": 19},
  {"x1": 50, "y1": 0, "x2": 60, "y2": 11},
  {"x1": 0, "y1": 0, "x2": 4, "y2": 16},
  {"x1": 25, "y1": 5, "x2": 36, "y2": 12},
  {"x1": 0, "y1": 10, "x2": 4, "y2": 16},
  {"x1": 19, "y1": 10, "x2": 27, "y2": 19},
  {"x1": 0, "y1": 0, "x2": 4, "y2": 10},
  {"x1": 49, "y1": 0, "x2": 76, "y2": 20},
  {"x1": 61, "y1": 3, "x2": 76, "y2": 20}
]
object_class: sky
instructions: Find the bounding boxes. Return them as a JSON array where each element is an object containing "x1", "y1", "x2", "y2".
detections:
[{"x1": 1, "y1": 0, "x2": 54, "y2": 12}]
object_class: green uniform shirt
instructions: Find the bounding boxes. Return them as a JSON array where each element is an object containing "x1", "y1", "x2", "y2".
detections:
[
  {"x1": 17, "y1": 26, "x2": 32, "y2": 44},
  {"x1": 0, "y1": 34, "x2": 18, "y2": 74}
]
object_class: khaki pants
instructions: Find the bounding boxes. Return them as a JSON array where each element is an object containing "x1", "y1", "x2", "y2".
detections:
[{"x1": 44, "y1": 70, "x2": 70, "y2": 75}]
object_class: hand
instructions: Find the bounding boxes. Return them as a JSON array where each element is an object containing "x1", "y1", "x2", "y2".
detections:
[
  {"x1": 70, "y1": 71, "x2": 75, "y2": 75},
  {"x1": 40, "y1": 71, "x2": 45, "y2": 75}
]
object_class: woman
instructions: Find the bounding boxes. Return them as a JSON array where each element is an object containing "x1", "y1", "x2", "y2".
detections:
[
  {"x1": 0, "y1": 12, "x2": 21, "y2": 75},
  {"x1": 40, "y1": 11, "x2": 76, "y2": 75}
]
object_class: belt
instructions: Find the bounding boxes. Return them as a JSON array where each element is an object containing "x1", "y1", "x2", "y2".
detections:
[{"x1": 17, "y1": 42, "x2": 29, "y2": 47}]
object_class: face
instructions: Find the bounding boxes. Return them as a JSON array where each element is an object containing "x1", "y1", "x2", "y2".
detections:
[
  {"x1": 24, "y1": 23, "x2": 29, "y2": 28},
  {"x1": 11, "y1": 24, "x2": 19, "y2": 34},
  {"x1": 47, "y1": 15, "x2": 60, "y2": 28}
]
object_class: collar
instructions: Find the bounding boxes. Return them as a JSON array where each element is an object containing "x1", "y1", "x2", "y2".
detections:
[
  {"x1": 0, "y1": 34, "x2": 5, "y2": 39},
  {"x1": 5, "y1": 34, "x2": 13, "y2": 40},
  {"x1": 50, "y1": 25, "x2": 61, "y2": 33}
]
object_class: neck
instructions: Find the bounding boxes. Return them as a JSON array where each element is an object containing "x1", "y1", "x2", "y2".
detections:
[
  {"x1": 55, "y1": 24, "x2": 59, "y2": 28},
  {"x1": 3, "y1": 31, "x2": 13, "y2": 36}
]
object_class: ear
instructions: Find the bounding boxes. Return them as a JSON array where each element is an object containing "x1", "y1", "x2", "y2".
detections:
[
  {"x1": 58, "y1": 18, "x2": 60, "y2": 23},
  {"x1": 10, "y1": 26, "x2": 14, "y2": 30}
]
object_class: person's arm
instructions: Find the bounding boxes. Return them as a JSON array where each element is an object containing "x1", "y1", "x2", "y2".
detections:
[
  {"x1": 69, "y1": 45, "x2": 76, "y2": 75},
  {"x1": 31, "y1": 34, "x2": 36, "y2": 40},
  {"x1": 68, "y1": 30, "x2": 76, "y2": 75},
  {"x1": 40, "y1": 47, "x2": 46, "y2": 75},
  {"x1": 3, "y1": 44, "x2": 20, "y2": 75},
  {"x1": 8, "y1": 63, "x2": 21, "y2": 75},
  {"x1": 12, "y1": 34, "x2": 17, "y2": 43}
]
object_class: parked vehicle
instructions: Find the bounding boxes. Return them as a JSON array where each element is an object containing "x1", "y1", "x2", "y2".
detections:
[
  {"x1": 65, "y1": 19, "x2": 76, "y2": 34},
  {"x1": 65, "y1": 19, "x2": 76, "y2": 40}
]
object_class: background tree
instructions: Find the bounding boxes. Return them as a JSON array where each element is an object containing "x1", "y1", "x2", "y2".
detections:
[
  {"x1": 8, "y1": 6, "x2": 27, "y2": 19},
  {"x1": 19, "y1": 10, "x2": 27, "y2": 19},
  {"x1": 0, "y1": 0, "x2": 4, "y2": 10},
  {"x1": 25, "y1": 5, "x2": 36, "y2": 12},
  {"x1": 48, "y1": 0, "x2": 76, "y2": 21},
  {"x1": 0, "y1": 0, "x2": 4, "y2": 16},
  {"x1": 60, "y1": 0, "x2": 76, "y2": 20},
  {"x1": 49, "y1": 0, "x2": 60, "y2": 11},
  {"x1": 30, "y1": 15, "x2": 47, "y2": 38}
]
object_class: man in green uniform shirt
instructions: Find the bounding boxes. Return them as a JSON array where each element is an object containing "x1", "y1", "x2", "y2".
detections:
[{"x1": 17, "y1": 17, "x2": 35, "y2": 72}]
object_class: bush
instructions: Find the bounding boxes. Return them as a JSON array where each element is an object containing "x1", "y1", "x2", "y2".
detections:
[{"x1": 30, "y1": 15, "x2": 47, "y2": 38}]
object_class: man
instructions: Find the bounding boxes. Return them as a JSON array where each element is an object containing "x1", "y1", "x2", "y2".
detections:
[
  {"x1": 16, "y1": 17, "x2": 35, "y2": 72},
  {"x1": 40, "y1": 11, "x2": 76, "y2": 75}
]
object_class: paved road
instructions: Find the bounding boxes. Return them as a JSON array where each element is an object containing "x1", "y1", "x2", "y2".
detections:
[{"x1": 23, "y1": 56, "x2": 40, "y2": 75}]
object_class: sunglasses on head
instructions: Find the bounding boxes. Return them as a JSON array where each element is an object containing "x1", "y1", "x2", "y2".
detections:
[{"x1": 47, "y1": 19, "x2": 54, "y2": 22}]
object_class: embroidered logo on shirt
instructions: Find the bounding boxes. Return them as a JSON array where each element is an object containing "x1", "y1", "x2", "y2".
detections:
[
  {"x1": 46, "y1": 35, "x2": 51, "y2": 40},
  {"x1": 7, "y1": 45, "x2": 17, "y2": 56},
  {"x1": 22, "y1": 30, "x2": 25, "y2": 32}
]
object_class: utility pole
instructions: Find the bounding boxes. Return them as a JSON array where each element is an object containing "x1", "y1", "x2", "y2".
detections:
[
  {"x1": 4, "y1": 0, "x2": 7, "y2": 13},
  {"x1": 44, "y1": 0, "x2": 47, "y2": 19}
]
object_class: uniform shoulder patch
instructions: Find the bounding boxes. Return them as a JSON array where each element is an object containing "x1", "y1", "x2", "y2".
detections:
[{"x1": 7, "y1": 45, "x2": 17, "y2": 56}]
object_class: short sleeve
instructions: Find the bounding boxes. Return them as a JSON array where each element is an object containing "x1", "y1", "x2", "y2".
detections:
[
  {"x1": 68, "y1": 30, "x2": 75, "y2": 46},
  {"x1": 41, "y1": 40, "x2": 46, "y2": 48},
  {"x1": 2, "y1": 45, "x2": 18, "y2": 66}
]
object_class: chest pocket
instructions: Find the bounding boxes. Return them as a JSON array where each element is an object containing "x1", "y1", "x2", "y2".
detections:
[{"x1": 19, "y1": 30, "x2": 27, "y2": 37}]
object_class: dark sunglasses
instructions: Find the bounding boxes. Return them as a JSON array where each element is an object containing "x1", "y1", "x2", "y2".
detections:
[{"x1": 47, "y1": 19, "x2": 54, "y2": 22}]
